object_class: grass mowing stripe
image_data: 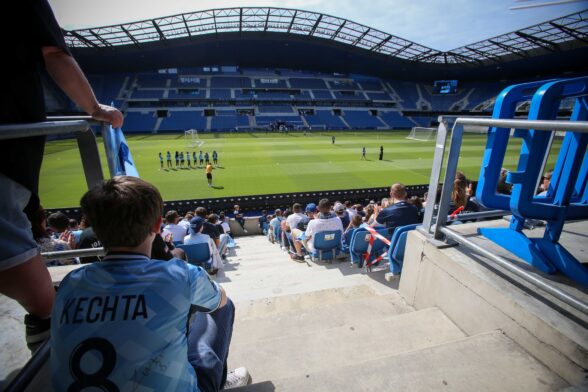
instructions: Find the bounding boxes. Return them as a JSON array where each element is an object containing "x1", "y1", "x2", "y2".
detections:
[{"x1": 39, "y1": 131, "x2": 562, "y2": 208}]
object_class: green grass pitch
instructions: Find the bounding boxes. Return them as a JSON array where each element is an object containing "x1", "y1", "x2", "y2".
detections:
[{"x1": 40, "y1": 130, "x2": 561, "y2": 209}]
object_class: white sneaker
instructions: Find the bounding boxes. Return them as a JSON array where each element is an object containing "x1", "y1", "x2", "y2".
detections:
[
  {"x1": 243, "y1": 229, "x2": 248, "y2": 233},
  {"x1": 385, "y1": 272, "x2": 400, "y2": 282},
  {"x1": 224, "y1": 367, "x2": 251, "y2": 389}
]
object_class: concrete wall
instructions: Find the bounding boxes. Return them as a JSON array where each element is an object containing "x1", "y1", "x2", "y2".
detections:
[{"x1": 399, "y1": 230, "x2": 588, "y2": 386}]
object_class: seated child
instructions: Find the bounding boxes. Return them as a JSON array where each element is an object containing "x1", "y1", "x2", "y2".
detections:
[{"x1": 50, "y1": 176, "x2": 250, "y2": 391}]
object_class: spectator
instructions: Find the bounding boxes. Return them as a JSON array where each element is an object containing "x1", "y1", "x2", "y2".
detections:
[
  {"x1": 334, "y1": 203, "x2": 350, "y2": 229},
  {"x1": 300, "y1": 199, "x2": 344, "y2": 254},
  {"x1": 184, "y1": 217, "x2": 224, "y2": 273},
  {"x1": 151, "y1": 231, "x2": 186, "y2": 262},
  {"x1": 196, "y1": 207, "x2": 228, "y2": 257},
  {"x1": 47, "y1": 211, "x2": 70, "y2": 238},
  {"x1": 27, "y1": 206, "x2": 76, "y2": 266},
  {"x1": 0, "y1": 1, "x2": 121, "y2": 352},
  {"x1": 68, "y1": 218, "x2": 79, "y2": 231},
  {"x1": 537, "y1": 170, "x2": 553, "y2": 196},
  {"x1": 365, "y1": 203, "x2": 377, "y2": 225},
  {"x1": 179, "y1": 211, "x2": 194, "y2": 232},
  {"x1": 233, "y1": 204, "x2": 247, "y2": 233},
  {"x1": 286, "y1": 203, "x2": 306, "y2": 233},
  {"x1": 345, "y1": 200, "x2": 356, "y2": 220},
  {"x1": 497, "y1": 168, "x2": 512, "y2": 195},
  {"x1": 268, "y1": 209, "x2": 283, "y2": 244},
  {"x1": 219, "y1": 212, "x2": 231, "y2": 237},
  {"x1": 288, "y1": 204, "x2": 315, "y2": 260},
  {"x1": 207, "y1": 213, "x2": 229, "y2": 258},
  {"x1": 164, "y1": 210, "x2": 188, "y2": 243},
  {"x1": 354, "y1": 204, "x2": 366, "y2": 219},
  {"x1": 77, "y1": 217, "x2": 103, "y2": 264},
  {"x1": 281, "y1": 209, "x2": 293, "y2": 251},
  {"x1": 51, "y1": 176, "x2": 249, "y2": 390},
  {"x1": 408, "y1": 196, "x2": 425, "y2": 222},
  {"x1": 373, "y1": 183, "x2": 420, "y2": 232},
  {"x1": 258, "y1": 210, "x2": 269, "y2": 235}
]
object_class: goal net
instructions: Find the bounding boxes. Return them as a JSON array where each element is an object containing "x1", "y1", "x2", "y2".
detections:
[
  {"x1": 185, "y1": 129, "x2": 204, "y2": 148},
  {"x1": 407, "y1": 127, "x2": 436, "y2": 141}
]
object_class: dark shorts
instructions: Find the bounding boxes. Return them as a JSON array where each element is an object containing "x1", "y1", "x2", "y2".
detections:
[{"x1": 206, "y1": 173, "x2": 212, "y2": 179}]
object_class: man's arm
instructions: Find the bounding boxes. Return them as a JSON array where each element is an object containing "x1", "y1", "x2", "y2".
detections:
[{"x1": 42, "y1": 46, "x2": 123, "y2": 128}]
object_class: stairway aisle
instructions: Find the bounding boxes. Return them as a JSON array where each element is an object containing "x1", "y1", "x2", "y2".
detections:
[{"x1": 220, "y1": 235, "x2": 569, "y2": 392}]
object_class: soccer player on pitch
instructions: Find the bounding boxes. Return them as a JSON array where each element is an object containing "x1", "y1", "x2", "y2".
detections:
[{"x1": 206, "y1": 163, "x2": 214, "y2": 187}]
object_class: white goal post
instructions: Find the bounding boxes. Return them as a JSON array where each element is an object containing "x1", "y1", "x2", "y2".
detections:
[
  {"x1": 407, "y1": 127, "x2": 436, "y2": 141},
  {"x1": 185, "y1": 129, "x2": 204, "y2": 148}
]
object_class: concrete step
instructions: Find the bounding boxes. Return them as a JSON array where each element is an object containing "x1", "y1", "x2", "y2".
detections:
[
  {"x1": 234, "y1": 293, "x2": 412, "y2": 343},
  {"x1": 234, "y1": 331, "x2": 568, "y2": 392},
  {"x1": 235, "y1": 285, "x2": 386, "y2": 319},
  {"x1": 228, "y1": 307, "x2": 465, "y2": 382}
]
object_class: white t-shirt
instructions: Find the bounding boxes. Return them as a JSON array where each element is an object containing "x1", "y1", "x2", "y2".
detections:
[
  {"x1": 184, "y1": 233, "x2": 223, "y2": 270},
  {"x1": 286, "y1": 212, "x2": 307, "y2": 231},
  {"x1": 305, "y1": 215, "x2": 344, "y2": 251},
  {"x1": 164, "y1": 223, "x2": 188, "y2": 243}
]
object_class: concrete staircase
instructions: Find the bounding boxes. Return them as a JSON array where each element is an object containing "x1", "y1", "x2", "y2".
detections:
[{"x1": 220, "y1": 236, "x2": 568, "y2": 391}]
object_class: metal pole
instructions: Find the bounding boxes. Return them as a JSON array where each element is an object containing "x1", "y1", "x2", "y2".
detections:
[
  {"x1": 42, "y1": 247, "x2": 106, "y2": 261},
  {"x1": 0, "y1": 120, "x2": 90, "y2": 140},
  {"x1": 455, "y1": 118, "x2": 588, "y2": 132},
  {"x1": 101, "y1": 122, "x2": 118, "y2": 178},
  {"x1": 422, "y1": 118, "x2": 449, "y2": 233},
  {"x1": 451, "y1": 209, "x2": 509, "y2": 221},
  {"x1": 440, "y1": 226, "x2": 588, "y2": 315},
  {"x1": 434, "y1": 122, "x2": 464, "y2": 240},
  {"x1": 3, "y1": 339, "x2": 50, "y2": 392},
  {"x1": 75, "y1": 128, "x2": 105, "y2": 189}
]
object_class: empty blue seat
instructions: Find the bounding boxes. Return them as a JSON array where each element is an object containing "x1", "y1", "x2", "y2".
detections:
[
  {"x1": 349, "y1": 226, "x2": 391, "y2": 269},
  {"x1": 386, "y1": 224, "x2": 420, "y2": 275}
]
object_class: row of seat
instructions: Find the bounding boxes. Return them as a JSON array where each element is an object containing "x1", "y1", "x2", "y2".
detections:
[{"x1": 272, "y1": 223, "x2": 419, "y2": 274}]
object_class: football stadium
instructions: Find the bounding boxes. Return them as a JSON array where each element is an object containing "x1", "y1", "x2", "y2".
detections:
[{"x1": 1, "y1": 1, "x2": 588, "y2": 391}]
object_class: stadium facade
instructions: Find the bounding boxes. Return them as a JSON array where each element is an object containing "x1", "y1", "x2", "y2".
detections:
[{"x1": 44, "y1": 8, "x2": 588, "y2": 134}]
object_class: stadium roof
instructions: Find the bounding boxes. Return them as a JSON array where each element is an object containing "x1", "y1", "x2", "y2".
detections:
[{"x1": 63, "y1": 7, "x2": 588, "y2": 65}]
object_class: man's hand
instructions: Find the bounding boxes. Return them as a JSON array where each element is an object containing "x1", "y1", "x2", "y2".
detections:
[{"x1": 92, "y1": 104, "x2": 124, "y2": 128}]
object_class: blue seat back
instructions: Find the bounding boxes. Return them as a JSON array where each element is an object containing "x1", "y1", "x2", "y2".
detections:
[
  {"x1": 312, "y1": 231, "x2": 342, "y2": 261},
  {"x1": 177, "y1": 243, "x2": 212, "y2": 268},
  {"x1": 341, "y1": 228, "x2": 356, "y2": 254},
  {"x1": 349, "y1": 226, "x2": 391, "y2": 267}
]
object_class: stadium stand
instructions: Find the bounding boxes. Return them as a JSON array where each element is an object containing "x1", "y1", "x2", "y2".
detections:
[
  {"x1": 304, "y1": 110, "x2": 347, "y2": 129},
  {"x1": 379, "y1": 111, "x2": 415, "y2": 128},
  {"x1": 211, "y1": 76, "x2": 252, "y2": 88},
  {"x1": 344, "y1": 111, "x2": 385, "y2": 129},
  {"x1": 130, "y1": 89, "x2": 163, "y2": 99},
  {"x1": 158, "y1": 111, "x2": 207, "y2": 132},
  {"x1": 289, "y1": 78, "x2": 327, "y2": 89},
  {"x1": 124, "y1": 112, "x2": 156, "y2": 132},
  {"x1": 258, "y1": 105, "x2": 294, "y2": 113}
]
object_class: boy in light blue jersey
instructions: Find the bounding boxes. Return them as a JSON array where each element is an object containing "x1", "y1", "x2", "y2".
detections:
[{"x1": 50, "y1": 176, "x2": 250, "y2": 391}]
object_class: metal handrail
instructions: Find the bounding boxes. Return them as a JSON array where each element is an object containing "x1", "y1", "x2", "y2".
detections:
[
  {"x1": 0, "y1": 120, "x2": 90, "y2": 140},
  {"x1": 455, "y1": 117, "x2": 588, "y2": 132},
  {"x1": 419, "y1": 114, "x2": 588, "y2": 315},
  {"x1": 441, "y1": 227, "x2": 588, "y2": 315},
  {"x1": 42, "y1": 247, "x2": 106, "y2": 261}
]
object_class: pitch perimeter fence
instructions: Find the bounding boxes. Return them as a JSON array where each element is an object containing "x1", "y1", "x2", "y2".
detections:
[{"x1": 46, "y1": 184, "x2": 430, "y2": 219}]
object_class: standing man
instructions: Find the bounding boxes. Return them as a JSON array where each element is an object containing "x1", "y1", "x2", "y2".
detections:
[
  {"x1": 193, "y1": 151, "x2": 197, "y2": 167},
  {"x1": 159, "y1": 152, "x2": 163, "y2": 170},
  {"x1": 379, "y1": 145, "x2": 384, "y2": 161},
  {"x1": 361, "y1": 146, "x2": 366, "y2": 160},
  {"x1": 332, "y1": 135, "x2": 335, "y2": 144},
  {"x1": 0, "y1": 0, "x2": 123, "y2": 353},
  {"x1": 199, "y1": 150, "x2": 204, "y2": 167},
  {"x1": 213, "y1": 150, "x2": 218, "y2": 165},
  {"x1": 206, "y1": 162, "x2": 214, "y2": 187},
  {"x1": 186, "y1": 151, "x2": 191, "y2": 168},
  {"x1": 205, "y1": 151, "x2": 210, "y2": 165}
]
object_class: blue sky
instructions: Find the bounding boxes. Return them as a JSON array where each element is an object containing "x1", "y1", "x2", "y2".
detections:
[{"x1": 49, "y1": 0, "x2": 587, "y2": 50}]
